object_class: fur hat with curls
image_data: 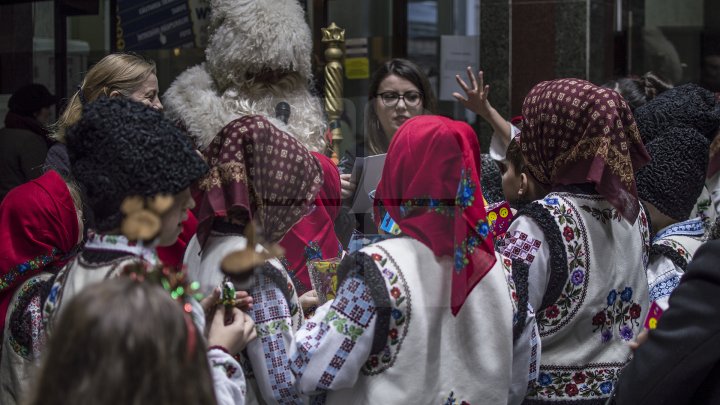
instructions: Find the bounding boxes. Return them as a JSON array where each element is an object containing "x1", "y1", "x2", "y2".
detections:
[
  {"x1": 636, "y1": 127, "x2": 710, "y2": 221},
  {"x1": 66, "y1": 97, "x2": 208, "y2": 232},
  {"x1": 634, "y1": 83, "x2": 720, "y2": 143}
]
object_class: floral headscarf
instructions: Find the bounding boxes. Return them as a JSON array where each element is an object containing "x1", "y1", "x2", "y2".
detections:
[
  {"x1": 374, "y1": 115, "x2": 496, "y2": 316},
  {"x1": 0, "y1": 170, "x2": 80, "y2": 331},
  {"x1": 194, "y1": 115, "x2": 323, "y2": 247},
  {"x1": 521, "y1": 78, "x2": 650, "y2": 223}
]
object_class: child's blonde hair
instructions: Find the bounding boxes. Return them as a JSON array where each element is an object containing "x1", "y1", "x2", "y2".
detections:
[{"x1": 52, "y1": 53, "x2": 157, "y2": 143}]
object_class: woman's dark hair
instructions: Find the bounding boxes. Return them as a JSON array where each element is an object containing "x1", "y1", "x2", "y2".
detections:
[
  {"x1": 603, "y1": 71, "x2": 673, "y2": 111},
  {"x1": 365, "y1": 58, "x2": 438, "y2": 154},
  {"x1": 26, "y1": 277, "x2": 217, "y2": 405}
]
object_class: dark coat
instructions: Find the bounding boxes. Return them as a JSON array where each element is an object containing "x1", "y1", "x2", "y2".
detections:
[
  {"x1": 0, "y1": 126, "x2": 47, "y2": 201},
  {"x1": 610, "y1": 239, "x2": 720, "y2": 405}
]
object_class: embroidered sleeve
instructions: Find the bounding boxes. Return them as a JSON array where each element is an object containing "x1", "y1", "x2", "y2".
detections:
[
  {"x1": 244, "y1": 269, "x2": 304, "y2": 404},
  {"x1": 208, "y1": 348, "x2": 247, "y2": 405},
  {"x1": 646, "y1": 255, "x2": 683, "y2": 311},
  {"x1": 489, "y1": 123, "x2": 520, "y2": 161},
  {"x1": 289, "y1": 274, "x2": 377, "y2": 395},
  {"x1": 509, "y1": 304, "x2": 541, "y2": 405},
  {"x1": 504, "y1": 216, "x2": 552, "y2": 311}
]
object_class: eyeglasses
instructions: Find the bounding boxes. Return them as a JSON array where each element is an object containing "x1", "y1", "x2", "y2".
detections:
[{"x1": 376, "y1": 91, "x2": 423, "y2": 107}]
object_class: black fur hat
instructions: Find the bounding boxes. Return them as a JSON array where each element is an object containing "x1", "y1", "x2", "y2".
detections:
[
  {"x1": 66, "y1": 97, "x2": 208, "y2": 232},
  {"x1": 481, "y1": 153, "x2": 504, "y2": 204},
  {"x1": 634, "y1": 83, "x2": 720, "y2": 143},
  {"x1": 636, "y1": 127, "x2": 710, "y2": 221}
]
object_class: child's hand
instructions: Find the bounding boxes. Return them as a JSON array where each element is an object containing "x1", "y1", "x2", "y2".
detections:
[
  {"x1": 453, "y1": 67, "x2": 493, "y2": 118},
  {"x1": 200, "y1": 287, "x2": 254, "y2": 317},
  {"x1": 299, "y1": 290, "x2": 319, "y2": 312},
  {"x1": 629, "y1": 328, "x2": 649, "y2": 351},
  {"x1": 208, "y1": 306, "x2": 257, "y2": 354}
]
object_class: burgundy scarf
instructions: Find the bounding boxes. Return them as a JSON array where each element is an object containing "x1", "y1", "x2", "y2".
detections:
[
  {"x1": 194, "y1": 115, "x2": 323, "y2": 247},
  {"x1": 521, "y1": 78, "x2": 650, "y2": 223}
]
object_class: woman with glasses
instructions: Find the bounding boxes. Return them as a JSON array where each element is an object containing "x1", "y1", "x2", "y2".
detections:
[
  {"x1": 336, "y1": 59, "x2": 437, "y2": 243},
  {"x1": 339, "y1": 59, "x2": 437, "y2": 200}
]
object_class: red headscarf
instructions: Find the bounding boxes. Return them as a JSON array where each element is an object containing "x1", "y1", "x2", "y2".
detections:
[
  {"x1": 194, "y1": 115, "x2": 323, "y2": 247},
  {"x1": 279, "y1": 152, "x2": 343, "y2": 294},
  {"x1": 0, "y1": 170, "x2": 80, "y2": 330},
  {"x1": 521, "y1": 78, "x2": 650, "y2": 223},
  {"x1": 374, "y1": 115, "x2": 496, "y2": 316},
  {"x1": 157, "y1": 210, "x2": 198, "y2": 267}
]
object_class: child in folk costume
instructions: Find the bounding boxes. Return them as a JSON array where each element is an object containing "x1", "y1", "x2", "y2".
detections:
[
  {"x1": 501, "y1": 79, "x2": 652, "y2": 404},
  {"x1": 289, "y1": 115, "x2": 538, "y2": 404},
  {"x1": 184, "y1": 114, "x2": 323, "y2": 404},
  {"x1": 36, "y1": 97, "x2": 254, "y2": 405},
  {"x1": 27, "y1": 275, "x2": 252, "y2": 405},
  {"x1": 633, "y1": 83, "x2": 720, "y2": 226},
  {"x1": 635, "y1": 127, "x2": 715, "y2": 312}
]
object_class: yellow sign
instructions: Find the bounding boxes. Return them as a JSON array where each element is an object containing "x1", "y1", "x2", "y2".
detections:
[{"x1": 345, "y1": 57, "x2": 370, "y2": 80}]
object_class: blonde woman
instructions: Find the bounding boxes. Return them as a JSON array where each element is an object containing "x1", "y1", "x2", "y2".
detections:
[{"x1": 46, "y1": 52, "x2": 161, "y2": 175}]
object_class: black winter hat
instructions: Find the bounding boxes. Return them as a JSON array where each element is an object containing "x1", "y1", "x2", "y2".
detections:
[
  {"x1": 8, "y1": 84, "x2": 57, "y2": 116},
  {"x1": 636, "y1": 127, "x2": 710, "y2": 221},
  {"x1": 480, "y1": 153, "x2": 504, "y2": 204},
  {"x1": 634, "y1": 83, "x2": 720, "y2": 143},
  {"x1": 66, "y1": 97, "x2": 208, "y2": 232}
]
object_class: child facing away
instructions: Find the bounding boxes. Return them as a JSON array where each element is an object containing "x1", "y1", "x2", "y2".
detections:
[
  {"x1": 26, "y1": 275, "x2": 253, "y2": 405},
  {"x1": 501, "y1": 79, "x2": 652, "y2": 404}
]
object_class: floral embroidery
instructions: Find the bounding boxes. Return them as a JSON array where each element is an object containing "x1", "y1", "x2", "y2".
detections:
[
  {"x1": 591, "y1": 287, "x2": 642, "y2": 343},
  {"x1": 0, "y1": 248, "x2": 60, "y2": 292},
  {"x1": 256, "y1": 319, "x2": 292, "y2": 337},
  {"x1": 362, "y1": 247, "x2": 411, "y2": 375},
  {"x1": 400, "y1": 197, "x2": 454, "y2": 218},
  {"x1": 455, "y1": 168, "x2": 476, "y2": 208},
  {"x1": 212, "y1": 359, "x2": 239, "y2": 378},
  {"x1": 323, "y1": 309, "x2": 365, "y2": 341},
  {"x1": 528, "y1": 365, "x2": 621, "y2": 399},
  {"x1": 579, "y1": 204, "x2": 622, "y2": 224},
  {"x1": 444, "y1": 390, "x2": 470, "y2": 405},
  {"x1": 536, "y1": 200, "x2": 588, "y2": 334},
  {"x1": 654, "y1": 238, "x2": 692, "y2": 263},
  {"x1": 303, "y1": 241, "x2": 323, "y2": 261}
]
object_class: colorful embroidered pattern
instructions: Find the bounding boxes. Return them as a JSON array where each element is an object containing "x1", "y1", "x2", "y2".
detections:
[
  {"x1": 579, "y1": 204, "x2": 622, "y2": 224},
  {"x1": 502, "y1": 231, "x2": 542, "y2": 266},
  {"x1": 362, "y1": 247, "x2": 411, "y2": 375},
  {"x1": 591, "y1": 287, "x2": 642, "y2": 343},
  {"x1": 455, "y1": 168, "x2": 476, "y2": 208},
  {"x1": 654, "y1": 238, "x2": 692, "y2": 263},
  {"x1": 444, "y1": 390, "x2": 470, "y2": 405},
  {"x1": 212, "y1": 359, "x2": 239, "y2": 378},
  {"x1": 323, "y1": 276, "x2": 375, "y2": 340},
  {"x1": 9, "y1": 277, "x2": 49, "y2": 359},
  {"x1": 399, "y1": 197, "x2": 455, "y2": 218},
  {"x1": 0, "y1": 248, "x2": 60, "y2": 292},
  {"x1": 536, "y1": 199, "x2": 589, "y2": 335},
  {"x1": 529, "y1": 364, "x2": 621, "y2": 399},
  {"x1": 648, "y1": 274, "x2": 681, "y2": 302},
  {"x1": 250, "y1": 272, "x2": 301, "y2": 403},
  {"x1": 303, "y1": 241, "x2": 323, "y2": 262},
  {"x1": 655, "y1": 217, "x2": 706, "y2": 241}
]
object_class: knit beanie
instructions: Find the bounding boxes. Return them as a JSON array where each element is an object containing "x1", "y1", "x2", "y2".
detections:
[
  {"x1": 66, "y1": 97, "x2": 208, "y2": 232},
  {"x1": 636, "y1": 127, "x2": 710, "y2": 221},
  {"x1": 8, "y1": 84, "x2": 57, "y2": 117},
  {"x1": 634, "y1": 83, "x2": 720, "y2": 143}
]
